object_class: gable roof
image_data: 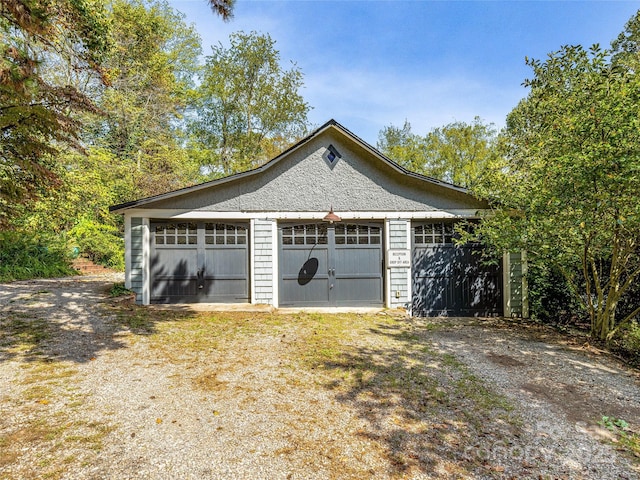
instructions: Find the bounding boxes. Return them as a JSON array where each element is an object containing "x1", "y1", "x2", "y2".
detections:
[{"x1": 109, "y1": 119, "x2": 472, "y2": 213}]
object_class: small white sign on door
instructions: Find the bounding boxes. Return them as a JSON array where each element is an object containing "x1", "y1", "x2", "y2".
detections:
[{"x1": 387, "y1": 249, "x2": 411, "y2": 268}]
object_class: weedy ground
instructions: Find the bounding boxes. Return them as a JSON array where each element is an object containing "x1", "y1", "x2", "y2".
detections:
[
  {"x1": 0, "y1": 314, "x2": 116, "y2": 479},
  {"x1": 1, "y1": 284, "x2": 638, "y2": 479},
  {"x1": 110, "y1": 308, "x2": 521, "y2": 477}
]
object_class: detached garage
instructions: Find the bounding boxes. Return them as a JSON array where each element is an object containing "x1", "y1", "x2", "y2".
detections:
[{"x1": 110, "y1": 120, "x2": 527, "y2": 317}]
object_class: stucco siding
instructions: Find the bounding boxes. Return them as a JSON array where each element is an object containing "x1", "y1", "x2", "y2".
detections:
[{"x1": 145, "y1": 131, "x2": 484, "y2": 213}]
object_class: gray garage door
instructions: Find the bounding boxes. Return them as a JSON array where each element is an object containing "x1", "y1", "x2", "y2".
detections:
[
  {"x1": 151, "y1": 221, "x2": 249, "y2": 303},
  {"x1": 412, "y1": 221, "x2": 502, "y2": 316},
  {"x1": 279, "y1": 223, "x2": 383, "y2": 307}
]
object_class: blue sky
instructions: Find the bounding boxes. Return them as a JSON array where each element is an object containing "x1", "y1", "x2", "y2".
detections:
[{"x1": 168, "y1": 0, "x2": 639, "y2": 145}]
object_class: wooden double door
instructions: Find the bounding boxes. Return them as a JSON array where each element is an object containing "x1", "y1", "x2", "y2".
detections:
[
  {"x1": 279, "y1": 222, "x2": 384, "y2": 307},
  {"x1": 150, "y1": 221, "x2": 249, "y2": 303}
]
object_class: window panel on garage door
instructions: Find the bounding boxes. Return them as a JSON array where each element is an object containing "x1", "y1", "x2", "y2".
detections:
[{"x1": 152, "y1": 223, "x2": 199, "y2": 301}]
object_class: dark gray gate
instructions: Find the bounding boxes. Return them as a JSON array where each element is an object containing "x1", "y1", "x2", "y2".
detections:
[
  {"x1": 279, "y1": 223, "x2": 383, "y2": 307},
  {"x1": 151, "y1": 221, "x2": 248, "y2": 303},
  {"x1": 411, "y1": 222, "x2": 502, "y2": 316}
]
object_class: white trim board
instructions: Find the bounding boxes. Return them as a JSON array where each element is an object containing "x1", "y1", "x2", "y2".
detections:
[
  {"x1": 250, "y1": 218, "x2": 256, "y2": 305},
  {"x1": 271, "y1": 220, "x2": 279, "y2": 308},
  {"x1": 142, "y1": 218, "x2": 150, "y2": 305},
  {"x1": 124, "y1": 214, "x2": 132, "y2": 290},
  {"x1": 120, "y1": 209, "x2": 485, "y2": 220}
]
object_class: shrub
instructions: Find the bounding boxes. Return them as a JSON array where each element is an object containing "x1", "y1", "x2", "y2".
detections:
[
  {"x1": 527, "y1": 261, "x2": 584, "y2": 326},
  {"x1": 611, "y1": 321, "x2": 640, "y2": 368},
  {"x1": 109, "y1": 282, "x2": 133, "y2": 297},
  {"x1": 0, "y1": 232, "x2": 76, "y2": 282},
  {"x1": 68, "y1": 218, "x2": 124, "y2": 270}
]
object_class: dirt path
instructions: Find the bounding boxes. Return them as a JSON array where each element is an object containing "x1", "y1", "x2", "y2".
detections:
[
  {"x1": 428, "y1": 319, "x2": 640, "y2": 431},
  {"x1": 1, "y1": 276, "x2": 639, "y2": 479},
  {"x1": 426, "y1": 319, "x2": 640, "y2": 477}
]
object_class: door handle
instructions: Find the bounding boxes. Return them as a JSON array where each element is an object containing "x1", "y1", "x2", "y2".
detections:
[{"x1": 197, "y1": 267, "x2": 205, "y2": 289}]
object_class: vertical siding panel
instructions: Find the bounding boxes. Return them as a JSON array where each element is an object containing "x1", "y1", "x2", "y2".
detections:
[
  {"x1": 389, "y1": 220, "x2": 410, "y2": 309},
  {"x1": 253, "y1": 219, "x2": 275, "y2": 305},
  {"x1": 130, "y1": 218, "x2": 143, "y2": 304}
]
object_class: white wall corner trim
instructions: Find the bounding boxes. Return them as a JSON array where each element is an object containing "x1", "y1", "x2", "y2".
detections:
[
  {"x1": 142, "y1": 218, "x2": 150, "y2": 305},
  {"x1": 249, "y1": 218, "x2": 256, "y2": 304},
  {"x1": 124, "y1": 214, "x2": 132, "y2": 289},
  {"x1": 271, "y1": 219, "x2": 279, "y2": 308},
  {"x1": 384, "y1": 219, "x2": 391, "y2": 309},
  {"x1": 405, "y1": 220, "x2": 412, "y2": 304}
]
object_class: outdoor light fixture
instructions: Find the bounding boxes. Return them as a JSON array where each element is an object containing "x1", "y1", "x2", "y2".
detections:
[{"x1": 323, "y1": 206, "x2": 341, "y2": 223}]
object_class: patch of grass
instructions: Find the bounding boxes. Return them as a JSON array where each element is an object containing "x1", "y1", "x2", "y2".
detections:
[
  {"x1": 4, "y1": 418, "x2": 63, "y2": 446},
  {"x1": 0, "y1": 317, "x2": 50, "y2": 354},
  {"x1": 2, "y1": 355, "x2": 117, "y2": 479},
  {"x1": 0, "y1": 434, "x2": 18, "y2": 467},
  {"x1": 280, "y1": 313, "x2": 520, "y2": 475},
  {"x1": 22, "y1": 384, "x2": 53, "y2": 401},
  {"x1": 65, "y1": 421, "x2": 116, "y2": 451},
  {"x1": 112, "y1": 306, "x2": 159, "y2": 333},
  {"x1": 23, "y1": 362, "x2": 78, "y2": 384},
  {"x1": 109, "y1": 308, "x2": 516, "y2": 427},
  {"x1": 108, "y1": 282, "x2": 133, "y2": 297},
  {"x1": 294, "y1": 313, "x2": 394, "y2": 365},
  {"x1": 1, "y1": 414, "x2": 115, "y2": 477},
  {"x1": 292, "y1": 315, "x2": 514, "y2": 414},
  {"x1": 118, "y1": 309, "x2": 288, "y2": 353},
  {"x1": 8, "y1": 305, "x2": 527, "y2": 478},
  {"x1": 193, "y1": 371, "x2": 229, "y2": 391},
  {"x1": 600, "y1": 416, "x2": 640, "y2": 458},
  {"x1": 438, "y1": 352, "x2": 514, "y2": 415}
]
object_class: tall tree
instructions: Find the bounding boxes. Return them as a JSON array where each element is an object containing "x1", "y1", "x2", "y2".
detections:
[
  {"x1": 0, "y1": 0, "x2": 110, "y2": 227},
  {"x1": 471, "y1": 41, "x2": 640, "y2": 341},
  {"x1": 377, "y1": 120, "x2": 427, "y2": 172},
  {"x1": 93, "y1": 0, "x2": 203, "y2": 196},
  {"x1": 611, "y1": 9, "x2": 640, "y2": 65},
  {"x1": 421, "y1": 118, "x2": 499, "y2": 188},
  {"x1": 377, "y1": 117, "x2": 499, "y2": 188},
  {"x1": 193, "y1": 31, "x2": 310, "y2": 176},
  {"x1": 206, "y1": 0, "x2": 234, "y2": 20}
]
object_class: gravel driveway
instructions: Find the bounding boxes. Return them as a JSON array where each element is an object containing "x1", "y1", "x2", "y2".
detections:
[{"x1": 1, "y1": 275, "x2": 639, "y2": 479}]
